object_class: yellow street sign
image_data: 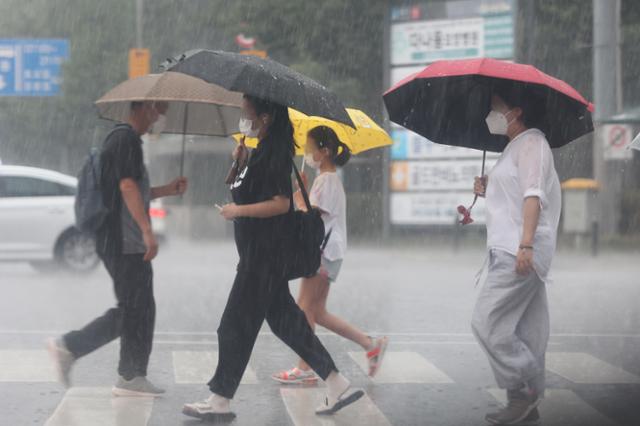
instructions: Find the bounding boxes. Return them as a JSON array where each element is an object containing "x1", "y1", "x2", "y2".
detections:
[{"x1": 129, "y1": 48, "x2": 150, "y2": 79}]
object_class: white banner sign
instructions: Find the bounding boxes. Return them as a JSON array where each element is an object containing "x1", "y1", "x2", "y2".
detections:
[
  {"x1": 391, "y1": 192, "x2": 487, "y2": 225},
  {"x1": 390, "y1": 126, "x2": 499, "y2": 160},
  {"x1": 391, "y1": 17, "x2": 484, "y2": 66},
  {"x1": 390, "y1": 159, "x2": 497, "y2": 192}
]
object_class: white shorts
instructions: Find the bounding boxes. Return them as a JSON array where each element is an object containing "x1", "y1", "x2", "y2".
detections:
[{"x1": 319, "y1": 256, "x2": 343, "y2": 283}]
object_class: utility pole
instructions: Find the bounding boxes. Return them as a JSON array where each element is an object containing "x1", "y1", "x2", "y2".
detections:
[
  {"x1": 592, "y1": 0, "x2": 622, "y2": 234},
  {"x1": 136, "y1": 0, "x2": 144, "y2": 48},
  {"x1": 381, "y1": 0, "x2": 391, "y2": 241}
]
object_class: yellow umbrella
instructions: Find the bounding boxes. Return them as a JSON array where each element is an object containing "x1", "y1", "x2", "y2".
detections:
[{"x1": 234, "y1": 108, "x2": 391, "y2": 155}]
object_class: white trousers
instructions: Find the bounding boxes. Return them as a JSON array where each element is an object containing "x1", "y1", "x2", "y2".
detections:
[{"x1": 471, "y1": 249, "x2": 550, "y2": 395}]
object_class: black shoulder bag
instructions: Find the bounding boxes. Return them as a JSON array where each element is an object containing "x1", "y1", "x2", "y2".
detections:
[{"x1": 283, "y1": 161, "x2": 332, "y2": 280}]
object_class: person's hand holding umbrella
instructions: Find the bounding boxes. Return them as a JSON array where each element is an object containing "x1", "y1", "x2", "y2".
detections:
[
  {"x1": 165, "y1": 176, "x2": 189, "y2": 196},
  {"x1": 225, "y1": 136, "x2": 249, "y2": 185},
  {"x1": 474, "y1": 176, "x2": 487, "y2": 198},
  {"x1": 457, "y1": 174, "x2": 488, "y2": 225}
]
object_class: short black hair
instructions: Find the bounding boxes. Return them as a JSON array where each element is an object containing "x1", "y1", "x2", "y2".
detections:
[
  {"x1": 130, "y1": 101, "x2": 144, "y2": 111},
  {"x1": 493, "y1": 81, "x2": 544, "y2": 130}
]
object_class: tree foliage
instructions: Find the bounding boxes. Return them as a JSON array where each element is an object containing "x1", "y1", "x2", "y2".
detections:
[{"x1": 0, "y1": 0, "x2": 385, "y2": 173}]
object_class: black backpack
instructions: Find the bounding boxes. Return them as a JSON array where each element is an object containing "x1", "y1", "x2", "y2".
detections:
[
  {"x1": 282, "y1": 161, "x2": 332, "y2": 281},
  {"x1": 74, "y1": 124, "x2": 133, "y2": 233},
  {"x1": 74, "y1": 147, "x2": 107, "y2": 233}
]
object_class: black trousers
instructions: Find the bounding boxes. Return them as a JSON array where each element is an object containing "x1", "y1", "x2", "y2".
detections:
[
  {"x1": 208, "y1": 256, "x2": 338, "y2": 399},
  {"x1": 64, "y1": 252, "x2": 155, "y2": 380}
]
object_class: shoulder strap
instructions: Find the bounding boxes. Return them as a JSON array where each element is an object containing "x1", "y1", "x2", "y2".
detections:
[
  {"x1": 291, "y1": 159, "x2": 333, "y2": 248},
  {"x1": 291, "y1": 160, "x2": 313, "y2": 213},
  {"x1": 102, "y1": 124, "x2": 135, "y2": 147}
]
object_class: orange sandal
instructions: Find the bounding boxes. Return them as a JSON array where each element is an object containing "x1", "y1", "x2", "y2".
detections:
[
  {"x1": 366, "y1": 336, "x2": 389, "y2": 377},
  {"x1": 271, "y1": 367, "x2": 319, "y2": 385}
]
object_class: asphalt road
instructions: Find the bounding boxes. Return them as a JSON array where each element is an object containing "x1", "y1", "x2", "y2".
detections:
[{"x1": 1, "y1": 239, "x2": 639, "y2": 425}]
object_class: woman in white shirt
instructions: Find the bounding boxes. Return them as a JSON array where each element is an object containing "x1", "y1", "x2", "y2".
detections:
[
  {"x1": 272, "y1": 126, "x2": 388, "y2": 385},
  {"x1": 471, "y1": 88, "x2": 561, "y2": 426}
]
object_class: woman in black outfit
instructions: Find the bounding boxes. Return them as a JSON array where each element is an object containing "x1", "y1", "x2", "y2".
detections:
[{"x1": 182, "y1": 95, "x2": 364, "y2": 421}]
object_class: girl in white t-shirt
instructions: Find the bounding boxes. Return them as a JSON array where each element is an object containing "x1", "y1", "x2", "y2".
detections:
[{"x1": 272, "y1": 126, "x2": 388, "y2": 385}]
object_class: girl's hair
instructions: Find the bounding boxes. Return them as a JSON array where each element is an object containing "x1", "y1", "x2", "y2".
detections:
[
  {"x1": 243, "y1": 95, "x2": 296, "y2": 157},
  {"x1": 307, "y1": 125, "x2": 351, "y2": 167}
]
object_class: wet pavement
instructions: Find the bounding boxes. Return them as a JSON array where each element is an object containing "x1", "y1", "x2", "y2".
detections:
[{"x1": 1, "y1": 239, "x2": 639, "y2": 425}]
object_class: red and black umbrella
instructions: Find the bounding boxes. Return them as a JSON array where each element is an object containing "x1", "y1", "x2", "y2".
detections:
[
  {"x1": 383, "y1": 58, "x2": 594, "y2": 224},
  {"x1": 383, "y1": 58, "x2": 594, "y2": 153}
]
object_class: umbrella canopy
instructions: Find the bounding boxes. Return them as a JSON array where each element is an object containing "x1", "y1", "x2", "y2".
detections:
[
  {"x1": 162, "y1": 49, "x2": 355, "y2": 128},
  {"x1": 95, "y1": 71, "x2": 242, "y2": 136},
  {"x1": 234, "y1": 108, "x2": 392, "y2": 156},
  {"x1": 629, "y1": 133, "x2": 640, "y2": 151},
  {"x1": 383, "y1": 58, "x2": 594, "y2": 153}
]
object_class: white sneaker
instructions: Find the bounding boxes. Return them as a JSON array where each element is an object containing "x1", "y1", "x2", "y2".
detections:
[
  {"x1": 47, "y1": 338, "x2": 74, "y2": 388},
  {"x1": 315, "y1": 387, "x2": 365, "y2": 415},
  {"x1": 183, "y1": 395, "x2": 236, "y2": 422},
  {"x1": 112, "y1": 376, "x2": 165, "y2": 397}
]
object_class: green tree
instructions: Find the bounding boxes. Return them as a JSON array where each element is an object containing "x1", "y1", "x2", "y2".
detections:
[{"x1": 0, "y1": 0, "x2": 386, "y2": 175}]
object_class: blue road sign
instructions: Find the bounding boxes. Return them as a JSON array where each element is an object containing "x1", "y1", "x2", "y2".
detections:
[{"x1": 0, "y1": 39, "x2": 69, "y2": 96}]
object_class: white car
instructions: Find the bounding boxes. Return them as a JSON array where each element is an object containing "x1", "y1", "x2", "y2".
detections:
[
  {"x1": 0, "y1": 165, "x2": 168, "y2": 272},
  {"x1": 0, "y1": 165, "x2": 98, "y2": 272}
]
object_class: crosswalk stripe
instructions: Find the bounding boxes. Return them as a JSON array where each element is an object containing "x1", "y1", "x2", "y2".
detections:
[
  {"x1": 44, "y1": 387, "x2": 154, "y2": 426},
  {"x1": 0, "y1": 350, "x2": 56, "y2": 382},
  {"x1": 348, "y1": 351, "x2": 454, "y2": 384},
  {"x1": 281, "y1": 387, "x2": 391, "y2": 426},
  {"x1": 488, "y1": 388, "x2": 617, "y2": 426},
  {"x1": 546, "y1": 352, "x2": 640, "y2": 384},
  {"x1": 171, "y1": 350, "x2": 258, "y2": 384}
]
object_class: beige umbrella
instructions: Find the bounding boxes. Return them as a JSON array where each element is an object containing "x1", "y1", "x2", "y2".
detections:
[{"x1": 95, "y1": 71, "x2": 243, "y2": 174}]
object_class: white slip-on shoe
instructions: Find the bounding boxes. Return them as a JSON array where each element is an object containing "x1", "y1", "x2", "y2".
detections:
[
  {"x1": 182, "y1": 395, "x2": 236, "y2": 422},
  {"x1": 315, "y1": 387, "x2": 365, "y2": 415},
  {"x1": 47, "y1": 338, "x2": 75, "y2": 388}
]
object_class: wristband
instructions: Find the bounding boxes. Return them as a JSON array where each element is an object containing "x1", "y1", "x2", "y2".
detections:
[{"x1": 519, "y1": 245, "x2": 533, "y2": 251}]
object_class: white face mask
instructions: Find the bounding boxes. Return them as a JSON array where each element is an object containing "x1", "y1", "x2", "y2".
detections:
[
  {"x1": 150, "y1": 114, "x2": 167, "y2": 135},
  {"x1": 304, "y1": 153, "x2": 321, "y2": 169},
  {"x1": 485, "y1": 109, "x2": 514, "y2": 135},
  {"x1": 239, "y1": 117, "x2": 260, "y2": 138}
]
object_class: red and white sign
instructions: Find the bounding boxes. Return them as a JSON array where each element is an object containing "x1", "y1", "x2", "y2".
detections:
[
  {"x1": 235, "y1": 34, "x2": 256, "y2": 49},
  {"x1": 603, "y1": 124, "x2": 633, "y2": 160}
]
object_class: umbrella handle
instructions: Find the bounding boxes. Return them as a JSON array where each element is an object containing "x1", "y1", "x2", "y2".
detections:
[
  {"x1": 467, "y1": 150, "x2": 487, "y2": 212},
  {"x1": 225, "y1": 137, "x2": 248, "y2": 185}
]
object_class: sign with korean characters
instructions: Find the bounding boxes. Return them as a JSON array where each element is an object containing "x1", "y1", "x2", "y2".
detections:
[{"x1": 0, "y1": 39, "x2": 69, "y2": 96}]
